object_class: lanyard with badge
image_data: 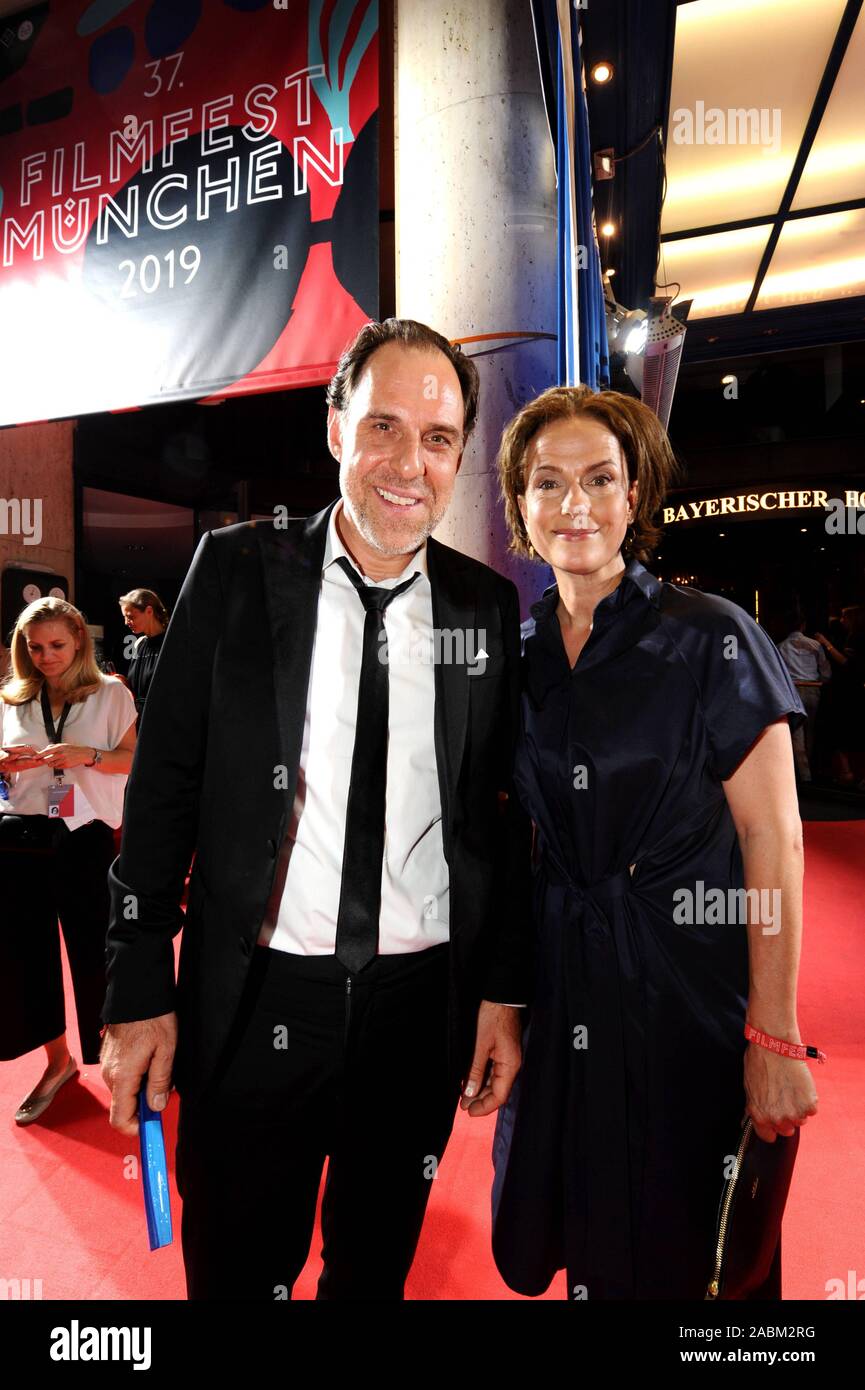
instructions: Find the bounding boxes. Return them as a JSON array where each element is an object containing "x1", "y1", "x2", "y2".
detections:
[{"x1": 41, "y1": 686, "x2": 76, "y2": 818}]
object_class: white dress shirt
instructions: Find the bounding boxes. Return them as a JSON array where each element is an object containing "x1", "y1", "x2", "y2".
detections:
[
  {"x1": 778, "y1": 631, "x2": 831, "y2": 683},
  {"x1": 258, "y1": 501, "x2": 450, "y2": 955}
]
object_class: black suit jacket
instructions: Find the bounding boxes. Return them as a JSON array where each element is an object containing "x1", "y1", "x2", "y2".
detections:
[{"x1": 103, "y1": 501, "x2": 533, "y2": 1099}]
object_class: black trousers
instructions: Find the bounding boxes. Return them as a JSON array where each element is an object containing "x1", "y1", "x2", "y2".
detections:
[
  {"x1": 0, "y1": 815, "x2": 116, "y2": 1064},
  {"x1": 175, "y1": 941, "x2": 462, "y2": 1301}
]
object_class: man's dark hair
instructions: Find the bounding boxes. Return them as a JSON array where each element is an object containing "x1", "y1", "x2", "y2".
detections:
[
  {"x1": 783, "y1": 606, "x2": 805, "y2": 636},
  {"x1": 326, "y1": 318, "x2": 480, "y2": 441}
]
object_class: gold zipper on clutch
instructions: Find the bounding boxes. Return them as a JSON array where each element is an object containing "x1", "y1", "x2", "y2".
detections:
[{"x1": 706, "y1": 1119, "x2": 751, "y2": 1299}]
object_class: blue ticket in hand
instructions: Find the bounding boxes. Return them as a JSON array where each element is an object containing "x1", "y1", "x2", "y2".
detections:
[{"x1": 138, "y1": 1088, "x2": 173, "y2": 1250}]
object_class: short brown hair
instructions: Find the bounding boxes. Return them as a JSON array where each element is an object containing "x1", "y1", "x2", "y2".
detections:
[
  {"x1": 326, "y1": 318, "x2": 480, "y2": 441},
  {"x1": 497, "y1": 385, "x2": 680, "y2": 562}
]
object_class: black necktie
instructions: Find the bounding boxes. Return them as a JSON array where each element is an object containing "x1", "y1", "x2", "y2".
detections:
[{"x1": 334, "y1": 555, "x2": 421, "y2": 973}]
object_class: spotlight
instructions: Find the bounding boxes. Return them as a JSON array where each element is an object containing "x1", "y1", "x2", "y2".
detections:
[
  {"x1": 594, "y1": 149, "x2": 615, "y2": 180},
  {"x1": 600, "y1": 221, "x2": 616, "y2": 238},
  {"x1": 623, "y1": 318, "x2": 648, "y2": 354},
  {"x1": 604, "y1": 273, "x2": 647, "y2": 364},
  {"x1": 625, "y1": 300, "x2": 695, "y2": 430},
  {"x1": 591, "y1": 61, "x2": 614, "y2": 83},
  {"x1": 606, "y1": 300, "x2": 647, "y2": 354}
]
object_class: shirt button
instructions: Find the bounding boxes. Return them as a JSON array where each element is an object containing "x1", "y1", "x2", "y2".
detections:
[{"x1": 267, "y1": 838, "x2": 277, "y2": 857}]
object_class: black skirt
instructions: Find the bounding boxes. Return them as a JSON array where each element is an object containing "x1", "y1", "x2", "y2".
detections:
[{"x1": 0, "y1": 815, "x2": 116, "y2": 1063}]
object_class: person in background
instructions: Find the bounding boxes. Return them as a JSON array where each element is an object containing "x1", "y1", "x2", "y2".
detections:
[
  {"x1": 779, "y1": 607, "x2": 831, "y2": 783},
  {"x1": 815, "y1": 606, "x2": 865, "y2": 789},
  {"x1": 812, "y1": 616, "x2": 847, "y2": 782},
  {"x1": 0, "y1": 598, "x2": 136, "y2": 1124},
  {"x1": 119, "y1": 589, "x2": 169, "y2": 719}
]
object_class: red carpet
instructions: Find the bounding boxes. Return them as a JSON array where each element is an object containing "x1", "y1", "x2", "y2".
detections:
[{"x1": 1, "y1": 821, "x2": 861, "y2": 1301}]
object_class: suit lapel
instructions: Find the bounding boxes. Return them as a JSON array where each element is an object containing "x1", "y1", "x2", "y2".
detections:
[
  {"x1": 256, "y1": 501, "x2": 335, "y2": 809},
  {"x1": 427, "y1": 536, "x2": 476, "y2": 846}
]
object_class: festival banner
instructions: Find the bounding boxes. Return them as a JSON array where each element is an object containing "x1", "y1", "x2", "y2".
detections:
[{"x1": 0, "y1": 0, "x2": 379, "y2": 427}]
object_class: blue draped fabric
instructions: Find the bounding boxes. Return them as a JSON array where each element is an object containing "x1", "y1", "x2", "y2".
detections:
[
  {"x1": 532, "y1": 0, "x2": 610, "y2": 389},
  {"x1": 556, "y1": 51, "x2": 576, "y2": 386}
]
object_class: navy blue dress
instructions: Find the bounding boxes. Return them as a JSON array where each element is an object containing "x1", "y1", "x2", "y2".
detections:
[{"x1": 491, "y1": 559, "x2": 806, "y2": 1300}]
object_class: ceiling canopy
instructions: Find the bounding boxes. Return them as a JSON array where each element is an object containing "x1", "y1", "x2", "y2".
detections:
[{"x1": 659, "y1": 0, "x2": 865, "y2": 320}]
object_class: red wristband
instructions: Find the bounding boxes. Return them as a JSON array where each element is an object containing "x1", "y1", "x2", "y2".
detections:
[{"x1": 745, "y1": 1022, "x2": 826, "y2": 1064}]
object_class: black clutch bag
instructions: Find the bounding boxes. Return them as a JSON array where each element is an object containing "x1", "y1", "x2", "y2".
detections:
[{"x1": 706, "y1": 1117, "x2": 800, "y2": 1300}]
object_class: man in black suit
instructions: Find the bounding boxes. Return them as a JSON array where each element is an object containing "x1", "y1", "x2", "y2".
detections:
[{"x1": 100, "y1": 318, "x2": 532, "y2": 1300}]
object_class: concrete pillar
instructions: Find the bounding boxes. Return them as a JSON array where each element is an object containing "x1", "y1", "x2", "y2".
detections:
[
  {"x1": 395, "y1": 0, "x2": 557, "y2": 616},
  {"x1": 0, "y1": 420, "x2": 75, "y2": 678}
]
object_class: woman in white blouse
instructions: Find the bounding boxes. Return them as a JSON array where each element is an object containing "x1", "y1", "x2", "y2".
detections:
[{"x1": 0, "y1": 597, "x2": 137, "y2": 1124}]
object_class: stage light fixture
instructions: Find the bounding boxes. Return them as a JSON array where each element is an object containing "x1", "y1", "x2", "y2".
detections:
[
  {"x1": 624, "y1": 317, "x2": 648, "y2": 354},
  {"x1": 605, "y1": 295, "x2": 648, "y2": 356}
]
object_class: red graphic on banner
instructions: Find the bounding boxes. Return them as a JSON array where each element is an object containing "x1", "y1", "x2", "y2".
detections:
[{"x1": 0, "y1": 0, "x2": 379, "y2": 426}]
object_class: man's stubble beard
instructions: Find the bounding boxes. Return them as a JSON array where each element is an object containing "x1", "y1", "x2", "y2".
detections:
[{"x1": 343, "y1": 475, "x2": 452, "y2": 557}]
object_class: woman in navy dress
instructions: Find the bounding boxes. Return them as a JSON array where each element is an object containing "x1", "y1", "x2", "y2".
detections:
[{"x1": 489, "y1": 386, "x2": 820, "y2": 1300}]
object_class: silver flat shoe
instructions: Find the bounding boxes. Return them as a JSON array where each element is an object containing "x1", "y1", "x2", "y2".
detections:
[{"x1": 15, "y1": 1057, "x2": 79, "y2": 1126}]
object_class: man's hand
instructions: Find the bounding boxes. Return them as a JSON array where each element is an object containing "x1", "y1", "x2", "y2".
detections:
[
  {"x1": 100, "y1": 1013, "x2": 178, "y2": 1137},
  {"x1": 459, "y1": 1001, "x2": 522, "y2": 1117}
]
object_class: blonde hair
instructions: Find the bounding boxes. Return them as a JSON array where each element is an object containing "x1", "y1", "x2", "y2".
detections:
[
  {"x1": 1, "y1": 597, "x2": 105, "y2": 706},
  {"x1": 497, "y1": 384, "x2": 681, "y2": 563}
]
